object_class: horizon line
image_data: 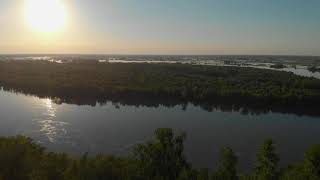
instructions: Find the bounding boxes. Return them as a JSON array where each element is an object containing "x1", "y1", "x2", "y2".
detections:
[{"x1": 0, "y1": 53, "x2": 320, "y2": 57}]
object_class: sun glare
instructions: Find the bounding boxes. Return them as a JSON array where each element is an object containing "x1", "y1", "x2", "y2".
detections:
[{"x1": 25, "y1": 0, "x2": 67, "y2": 33}]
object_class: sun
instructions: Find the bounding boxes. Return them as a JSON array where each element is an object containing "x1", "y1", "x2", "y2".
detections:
[{"x1": 25, "y1": 0, "x2": 67, "y2": 33}]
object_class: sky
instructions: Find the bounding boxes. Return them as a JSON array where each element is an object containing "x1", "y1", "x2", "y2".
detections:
[{"x1": 0, "y1": 0, "x2": 320, "y2": 55}]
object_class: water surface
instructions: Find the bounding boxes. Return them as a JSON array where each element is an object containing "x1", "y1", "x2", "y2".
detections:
[{"x1": 0, "y1": 89, "x2": 319, "y2": 171}]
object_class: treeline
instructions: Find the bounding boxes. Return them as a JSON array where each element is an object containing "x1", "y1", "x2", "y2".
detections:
[
  {"x1": 0, "y1": 128, "x2": 319, "y2": 180},
  {"x1": 0, "y1": 61, "x2": 320, "y2": 115}
]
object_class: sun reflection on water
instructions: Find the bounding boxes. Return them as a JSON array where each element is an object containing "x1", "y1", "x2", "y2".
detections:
[{"x1": 37, "y1": 98, "x2": 69, "y2": 142}]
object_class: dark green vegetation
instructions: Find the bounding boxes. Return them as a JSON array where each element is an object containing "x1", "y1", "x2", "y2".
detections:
[
  {"x1": 0, "y1": 60, "x2": 320, "y2": 116},
  {"x1": 309, "y1": 66, "x2": 320, "y2": 73},
  {"x1": 0, "y1": 128, "x2": 320, "y2": 180},
  {"x1": 270, "y1": 63, "x2": 286, "y2": 69}
]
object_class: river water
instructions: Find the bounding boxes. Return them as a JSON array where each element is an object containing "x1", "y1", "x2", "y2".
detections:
[{"x1": 0, "y1": 89, "x2": 319, "y2": 171}]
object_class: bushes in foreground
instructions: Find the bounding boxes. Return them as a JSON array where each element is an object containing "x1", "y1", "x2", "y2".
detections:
[{"x1": 0, "y1": 129, "x2": 319, "y2": 180}]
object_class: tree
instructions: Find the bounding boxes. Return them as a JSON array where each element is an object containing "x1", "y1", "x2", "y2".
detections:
[
  {"x1": 214, "y1": 147, "x2": 238, "y2": 180},
  {"x1": 255, "y1": 139, "x2": 279, "y2": 180},
  {"x1": 303, "y1": 144, "x2": 320, "y2": 180},
  {"x1": 279, "y1": 165, "x2": 306, "y2": 180},
  {"x1": 197, "y1": 168, "x2": 209, "y2": 180},
  {"x1": 134, "y1": 128, "x2": 189, "y2": 180},
  {"x1": 0, "y1": 136, "x2": 44, "y2": 180}
]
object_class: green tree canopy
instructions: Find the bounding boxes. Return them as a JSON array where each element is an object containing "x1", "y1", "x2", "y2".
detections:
[
  {"x1": 134, "y1": 128, "x2": 189, "y2": 180},
  {"x1": 303, "y1": 144, "x2": 320, "y2": 180},
  {"x1": 255, "y1": 139, "x2": 279, "y2": 180},
  {"x1": 214, "y1": 147, "x2": 238, "y2": 180}
]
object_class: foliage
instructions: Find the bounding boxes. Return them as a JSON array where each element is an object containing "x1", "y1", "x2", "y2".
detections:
[
  {"x1": 303, "y1": 144, "x2": 320, "y2": 180},
  {"x1": 134, "y1": 128, "x2": 189, "y2": 179},
  {"x1": 255, "y1": 139, "x2": 279, "y2": 180},
  {"x1": 0, "y1": 129, "x2": 319, "y2": 180},
  {"x1": 308, "y1": 66, "x2": 320, "y2": 73},
  {"x1": 270, "y1": 64, "x2": 285, "y2": 69},
  {"x1": 213, "y1": 147, "x2": 238, "y2": 180},
  {"x1": 0, "y1": 61, "x2": 320, "y2": 113}
]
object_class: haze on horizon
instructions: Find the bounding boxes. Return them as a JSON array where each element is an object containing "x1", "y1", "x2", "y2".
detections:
[{"x1": 0, "y1": 0, "x2": 320, "y2": 56}]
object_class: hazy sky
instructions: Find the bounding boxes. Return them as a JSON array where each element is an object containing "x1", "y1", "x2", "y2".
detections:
[{"x1": 1, "y1": 0, "x2": 320, "y2": 55}]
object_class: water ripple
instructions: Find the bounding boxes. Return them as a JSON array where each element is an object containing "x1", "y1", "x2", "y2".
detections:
[{"x1": 34, "y1": 98, "x2": 69, "y2": 143}]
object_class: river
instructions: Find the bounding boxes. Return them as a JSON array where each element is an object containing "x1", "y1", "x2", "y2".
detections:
[{"x1": 0, "y1": 89, "x2": 319, "y2": 171}]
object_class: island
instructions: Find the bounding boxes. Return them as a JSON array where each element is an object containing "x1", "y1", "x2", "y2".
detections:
[{"x1": 0, "y1": 60, "x2": 320, "y2": 115}]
